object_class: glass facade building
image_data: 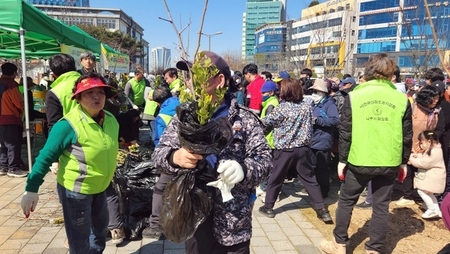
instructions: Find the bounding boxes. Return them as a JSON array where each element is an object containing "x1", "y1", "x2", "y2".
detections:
[
  {"x1": 151, "y1": 47, "x2": 171, "y2": 74},
  {"x1": 26, "y1": 0, "x2": 89, "y2": 6},
  {"x1": 355, "y1": 0, "x2": 450, "y2": 76},
  {"x1": 242, "y1": 0, "x2": 285, "y2": 60}
]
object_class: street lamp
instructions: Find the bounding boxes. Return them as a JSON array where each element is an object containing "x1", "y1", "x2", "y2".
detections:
[{"x1": 200, "y1": 31, "x2": 223, "y2": 51}]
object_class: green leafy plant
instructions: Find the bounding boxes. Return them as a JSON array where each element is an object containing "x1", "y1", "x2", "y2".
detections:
[{"x1": 179, "y1": 51, "x2": 227, "y2": 125}]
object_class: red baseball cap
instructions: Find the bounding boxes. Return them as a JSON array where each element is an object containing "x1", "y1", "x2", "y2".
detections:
[{"x1": 71, "y1": 77, "x2": 117, "y2": 99}]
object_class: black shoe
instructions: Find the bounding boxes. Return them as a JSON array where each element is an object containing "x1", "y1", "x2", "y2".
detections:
[
  {"x1": 355, "y1": 201, "x2": 372, "y2": 209},
  {"x1": 259, "y1": 206, "x2": 275, "y2": 218},
  {"x1": 142, "y1": 227, "x2": 162, "y2": 239},
  {"x1": 316, "y1": 207, "x2": 333, "y2": 224}
]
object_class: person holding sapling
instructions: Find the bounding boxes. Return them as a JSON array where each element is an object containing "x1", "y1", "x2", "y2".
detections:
[{"x1": 152, "y1": 51, "x2": 272, "y2": 253}]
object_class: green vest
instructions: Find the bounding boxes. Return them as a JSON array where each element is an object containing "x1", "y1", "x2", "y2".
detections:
[
  {"x1": 348, "y1": 79, "x2": 407, "y2": 166},
  {"x1": 143, "y1": 89, "x2": 158, "y2": 116},
  {"x1": 51, "y1": 71, "x2": 81, "y2": 115},
  {"x1": 159, "y1": 113, "x2": 173, "y2": 126},
  {"x1": 169, "y1": 78, "x2": 182, "y2": 94},
  {"x1": 129, "y1": 78, "x2": 146, "y2": 106},
  {"x1": 57, "y1": 105, "x2": 119, "y2": 194},
  {"x1": 261, "y1": 96, "x2": 279, "y2": 149}
]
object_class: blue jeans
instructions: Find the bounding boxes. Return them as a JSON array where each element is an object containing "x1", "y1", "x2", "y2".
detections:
[{"x1": 57, "y1": 183, "x2": 109, "y2": 254}]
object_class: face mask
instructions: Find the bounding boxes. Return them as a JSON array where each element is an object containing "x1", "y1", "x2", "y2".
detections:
[
  {"x1": 236, "y1": 78, "x2": 241, "y2": 84},
  {"x1": 262, "y1": 95, "x2": 270, "y2": 101},
  {"x1": 311, "y1": 91, "x2": 325, "y2": 104}
]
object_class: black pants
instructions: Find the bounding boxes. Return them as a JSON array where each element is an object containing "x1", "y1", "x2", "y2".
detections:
[
  {"x1": 264, "y1": 147, "x2": 325, "y2": 210},
  {"x1": 402, "y1": 164, "x2": 418, "y2": 200},
  {"x1": 106, "y1": 183, "x2": 123, "y2": 230},
  {"x1": 311, "y1": 149, "x2": 331, "y2": 198},
  {"x1": 0, "y1": 125, "x2": 22, "y2": 170},
  {"x1": 333, "y1": 168, "x2": 396, "y2": 252},
  {"x1": 149, "y1": 172, "x2": 174, "y2": 229},
  {"x1": 185, "y1": 211, "x2": 250, "y2": 254}
]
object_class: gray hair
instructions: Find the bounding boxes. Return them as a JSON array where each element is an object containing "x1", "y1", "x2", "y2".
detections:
[{"x1": 80, "y1": 51, "x2": 95, "y2": 61}]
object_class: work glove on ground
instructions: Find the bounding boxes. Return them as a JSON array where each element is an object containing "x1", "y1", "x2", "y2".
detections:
[
  {"x1": 207, "y1": 160, "x2": 244, "y2": 202},
  {"x1": 21, "y1": 192, "x2": 39, "y2": 218}
]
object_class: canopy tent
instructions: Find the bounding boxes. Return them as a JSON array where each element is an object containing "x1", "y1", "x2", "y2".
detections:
[
  {"x1": 70, "y1": 25, "x2": 130, "y2": 73},
  {"x1": 0, "y1": 49, "x2": 60, "y2": 59},
  {"x1": 0, "y1": 0, "x2": 101, "y2": 54},
  {"x1": 0, "y1": 0, "x2": 102, "y2": 171}
]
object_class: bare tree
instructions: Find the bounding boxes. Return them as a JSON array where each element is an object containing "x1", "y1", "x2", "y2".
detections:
[
  {"x1": 399, "y1": 1, "x2": 447, "y2": 78},
  {"x1": 295, "y1": 8, "x2": 358, "y2": 78},
  {"x1": 221, "y1": 49, "x2": 246, "y2": 72}
]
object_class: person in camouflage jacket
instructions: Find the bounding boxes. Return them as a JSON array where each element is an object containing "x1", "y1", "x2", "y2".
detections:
[{"x1": 152, "y1": 51, "x2": 272, "y2": 254}]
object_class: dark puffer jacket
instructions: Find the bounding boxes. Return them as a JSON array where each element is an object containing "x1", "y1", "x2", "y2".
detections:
[
  {"x1": 311, "y1": 96, "x2": 339, "y2": 150},
  {"x1": 151, "y1": 96, "x2": 272, "y2": 246}
]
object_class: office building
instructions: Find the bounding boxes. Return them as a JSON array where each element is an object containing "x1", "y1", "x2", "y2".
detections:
[
  {"x1": 242, "y1": 0, "x2": 286, "y2": 60},
  {"x1": 32, "y1": 5, "x2": 149, "y2": 72},
  {"x1": 354, "y1": 0, "x2": 450, "y2": 77},
  {"x1": 26, "y1": 0, "x2": 89, "y2": 7},
  {"x1": 151, "y1": 47, "x2": 171, "y2": 74},
  {"x1": 288, "y1": 0, "x2": 357, "y2": 77},
  {"x1": 254, "y1": 22, "x2": 288, "y2": 72}
]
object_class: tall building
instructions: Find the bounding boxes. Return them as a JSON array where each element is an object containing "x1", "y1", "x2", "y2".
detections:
[
  {"x1": 26, "y1": 0, "x2": 89, "y2": 6},
  {"x1": 254, "y1": 22, "x2": 288, "y2": 73},
  {"x1": 288, "y1": 0, "x2": 358, "y2": 77},
  {"x1": 354, "y1": 0, "x2": 450, "y2": 77},
  {"x1": 151, "y1": 47, "x2": 171, "y2": 74},
  {"x1": 242, "y1": 0, "x2": 286, "y2": 60},
  {"x1": 32, "y1": 5, "x2": 149, "y2": 72}
]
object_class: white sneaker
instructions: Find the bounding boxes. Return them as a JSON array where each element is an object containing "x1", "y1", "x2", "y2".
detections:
[
  {"x1": 395, "y1": 197, "x2": 415, "y2": 206},
  {"x1": 422, "y1": 209, "x2": 441, "y2": 219}
]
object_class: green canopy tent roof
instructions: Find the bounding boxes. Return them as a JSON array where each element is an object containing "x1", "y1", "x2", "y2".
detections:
[
  {"x1": 0, "y1": 49, "x2": 60, "y2": 59},
  {"x1": 0, "y1": 0, "x2": 101, "y2": 53},
  {"x1": 0, "y1": 0, "x2": 102, "y2": 171},
  {"x1": 70, "y1": 25, "x2": 127, "y2": 56}
]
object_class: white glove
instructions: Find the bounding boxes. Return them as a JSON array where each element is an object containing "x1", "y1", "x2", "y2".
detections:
[
  {"x1": 217, "y1": 160, "x2": 244, "y2": 185},
  {"x1": 207, "y1": 179, "x2": 234, "y2": 202},
  {"x1": 206, "y1": 160, "x2": 244, "y2": 202},
  {"x1": 338, "y1": 162, "x2": 347, "y2": 181},
  {"x1": 21, "y1": 192, "x2": 39, "y2": 218},
  {"x1": 49, "y1": 162, "x2": 59, "y2": 175},
  {"x1": 132, "y1": 104, "x2": 139, "y2": 110}
]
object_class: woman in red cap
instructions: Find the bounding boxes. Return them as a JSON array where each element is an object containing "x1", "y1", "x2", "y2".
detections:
[{"x1": 20, "y1": 73, "x2": 119, "y2": 254}]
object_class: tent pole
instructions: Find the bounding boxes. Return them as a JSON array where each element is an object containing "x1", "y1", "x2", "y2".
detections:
[{"x1": 20, "y1": 28, "x2": 33, "y2": 172}]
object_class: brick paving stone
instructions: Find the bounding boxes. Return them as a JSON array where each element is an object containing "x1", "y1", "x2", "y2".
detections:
[
  {"x1": 251, "y1": 246, "x2": 276, "y2": 253},
  {"x1": 19, "y1": 243, "x2": 48, "y2": 254},
  {"x1": 272, "y1": 240, "x2": 297, "y2": 251},
  {"x1": 251, "y1": 236, "x2": 272, "y2": 246},
  {"x1": 10, "y1": 226, "x2": 40, "y2": 239},
  {"x1": 267, "y1": 231, "x2": 289, "y2": 241},
  {"x1": 295, "y1": 245, "x2": 323, "y2": 254}
]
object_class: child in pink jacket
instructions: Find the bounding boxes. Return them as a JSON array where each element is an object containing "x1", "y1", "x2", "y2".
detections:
[{"x1": 409, "y1": 130, "x2": 446, "y2": 219}]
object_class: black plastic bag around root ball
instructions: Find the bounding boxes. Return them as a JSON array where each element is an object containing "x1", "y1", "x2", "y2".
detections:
[
  {"x1": 176, "y1": 101, "x2": 233, "y2": 155},
  {"x1": 159, "y1": 169, "x2": 213, "y2": 243}
]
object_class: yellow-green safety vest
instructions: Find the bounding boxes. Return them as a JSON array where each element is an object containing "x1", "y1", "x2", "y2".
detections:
[{"x1": 57, "y1": 105, "x2": 119, "y2": 194}]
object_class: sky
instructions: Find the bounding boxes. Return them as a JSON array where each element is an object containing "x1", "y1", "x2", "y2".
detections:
[{"x1": 90, "y1": 0, "x2": 316, "y2": 63}]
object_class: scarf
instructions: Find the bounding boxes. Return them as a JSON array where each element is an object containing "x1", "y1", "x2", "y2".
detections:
[{"x1": 416, "y1": 103, "x2": 439, "y2": 128}]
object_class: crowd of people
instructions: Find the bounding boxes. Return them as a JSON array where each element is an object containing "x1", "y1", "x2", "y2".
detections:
[{"x1": 0, "y1": 49, "x2": 447, "y2": 254}]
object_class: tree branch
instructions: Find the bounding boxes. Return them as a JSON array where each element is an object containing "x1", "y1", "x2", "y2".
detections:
[{"x1": 194, "y1": 0, "x2": 210, "y2": 58}]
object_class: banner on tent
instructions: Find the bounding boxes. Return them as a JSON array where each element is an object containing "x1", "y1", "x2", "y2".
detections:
[
  {"x1": 101, "y1": 44, "x2": 130, "y2": 74},
  {"x1": 60, "y1": 44, "x2": 84, "y2": 70}
]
